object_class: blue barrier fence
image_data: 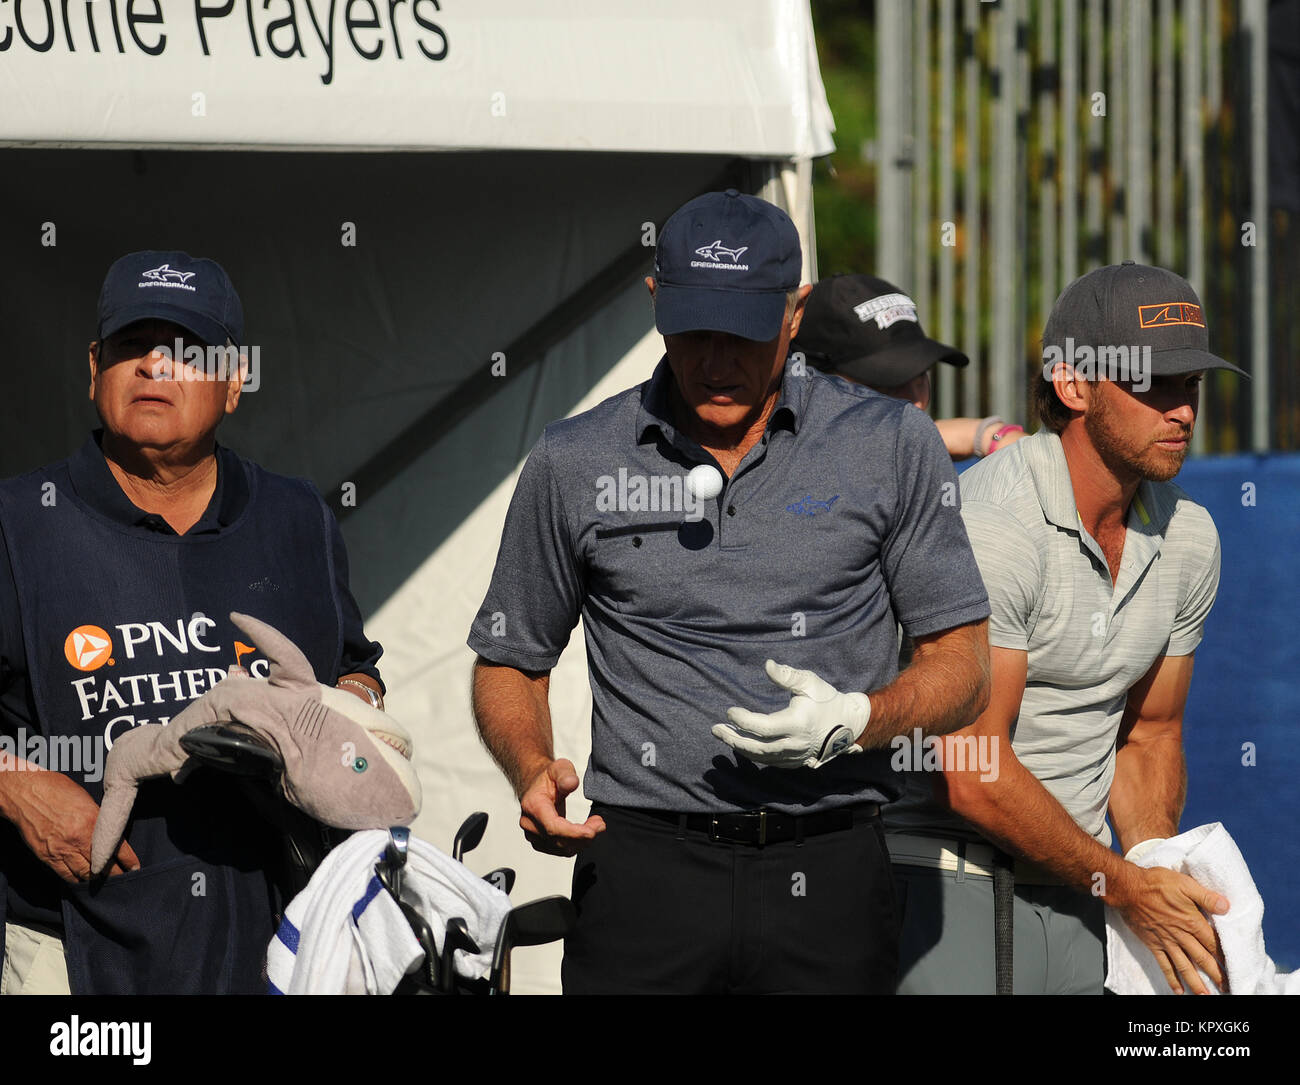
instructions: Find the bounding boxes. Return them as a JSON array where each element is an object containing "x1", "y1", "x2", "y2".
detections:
[{"x1": 1177, "y1": 454, "x2": 1298, "y2": 972}]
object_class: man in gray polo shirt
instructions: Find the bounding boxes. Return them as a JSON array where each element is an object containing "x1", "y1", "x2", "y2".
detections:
[
  {"x1": 887, "y1": 262, "x2": 1245, "y2": 995},
  {"x1": 468, "y1": 190, "x2": 991, "y2": 994}
]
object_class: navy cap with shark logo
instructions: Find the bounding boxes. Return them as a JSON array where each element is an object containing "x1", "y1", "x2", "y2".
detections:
[
  {"x1": 97, "y1": 250, "x2": 244, "y2": 347},
  {"x1": 791, "y1": 273, "x2": 969, "y2": 387},
  {"x1": 1044, "y1": 261, "x2": 1247, "y2": 377},
  {"x1": 652, "y1": 189, "x2": 802, "y2": 341}
]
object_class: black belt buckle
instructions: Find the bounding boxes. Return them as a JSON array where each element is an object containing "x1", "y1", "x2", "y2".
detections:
[{"x1": 709, "y1": 809, "x2": 768, "y2": 845}]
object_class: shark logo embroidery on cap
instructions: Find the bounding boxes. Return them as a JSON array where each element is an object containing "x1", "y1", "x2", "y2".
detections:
[
  {"x1": 693, "y1": 240, "x2": 749, "y2": 263},
  {"x1": 142, "y1": 264, "x2": 196, "y2": 284},
  {"x1": 1138, "y1": 302, "x2": 1204, "y2": 328}
]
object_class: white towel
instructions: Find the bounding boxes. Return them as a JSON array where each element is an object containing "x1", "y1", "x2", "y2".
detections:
[
  {"x1": 1104, "y1": 822, "x2": 1299, "y2": 995},
  {"x1": 266, "y1": 829, "x2": 512, "y2": 995}
]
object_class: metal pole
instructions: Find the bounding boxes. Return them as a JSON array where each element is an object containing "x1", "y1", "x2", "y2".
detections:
[
  {"x1": 1183, "y1": 0, "x2": 1206, "y2": 297},
  {"x1": 1109, "y1": 0, "x2": 1126, "y2": 265},
  {"x1": 1039, "y1": 0, "x2": 1058, "y2": 349},
  {"x1": 1156, "y1": 0, "x2": 1175, "y2": 267},
  {"x1": 1207, "y1": 0, "x2": 1222, "y2": 120},
  {"x1": 991, "y1": 0, "x2": 1018, "y2": 421},
  {"x1": 1015, "y1": 0, "x2": 1029, "y2": 426},
  {"x1": 938, "y1": 0, "x2": 958, "y2": 418},
  {"x1": 877, "y1": 0, "x2": 910, "y2": 285},
  {"x1": 963, "y1": 0, "x2": 982, "y2": 416},
  {"x1": 1061, "y1": 0, "x2": 1079, "y2": 290},
  {"x1": 915, "y1": 0, "x2": 933, "y2": 337},
  {"x1": 1185, "y1": 0, "x2": 1208, "y2": 455},
  {"x1": 1127, "y1": 0, "x2": 1150, "y2": 262},
  {"x1": 1085, "y1": 0, "x2": 1104, "y2": 271},
  {"x1": 1243, "y1": 0, "x2": 1270, "y2": 451}
]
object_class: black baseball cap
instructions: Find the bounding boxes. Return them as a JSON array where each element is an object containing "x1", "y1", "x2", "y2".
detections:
[
  {"x1": 97, "y1": 250, "x2": 244, "y2": 347},
  {"x1": 652, "y1": 189, "x2": 802, "y2": 341},
  {"x1": 1043, "y1": 261, "x2": 1247, "y2": 377},
  {"x1": 791, "y1": 274, "x2": 968, "y2": 387}
]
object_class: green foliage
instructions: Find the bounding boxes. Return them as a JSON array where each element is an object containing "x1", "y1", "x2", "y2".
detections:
[{"x1": 810, "y1": 3, "x2": 878, "y2": 277}]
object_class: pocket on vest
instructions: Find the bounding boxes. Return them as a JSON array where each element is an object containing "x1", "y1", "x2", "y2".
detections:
[{"x1": 61, "y1": 855, "x2": 267, "y2": 995}]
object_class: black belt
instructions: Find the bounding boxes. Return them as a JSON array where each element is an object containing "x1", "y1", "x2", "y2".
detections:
[{"x1": 627, "y1": 803, "x2": 879, "y2": 846}]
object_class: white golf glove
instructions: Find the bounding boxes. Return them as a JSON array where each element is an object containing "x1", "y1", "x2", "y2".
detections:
[{"x1": 712, "y1": 660, "x2": 871, "y2": 770}]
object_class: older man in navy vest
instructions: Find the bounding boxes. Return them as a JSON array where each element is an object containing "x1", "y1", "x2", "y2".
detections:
[{"x1": 0, "y1": 252, "x2": 384, "y2": 994}]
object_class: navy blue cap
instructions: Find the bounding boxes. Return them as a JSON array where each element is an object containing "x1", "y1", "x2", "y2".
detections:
[
  {"x1": 652, "y1": 189, "x2": 802, "y2": 341},
  {"x1": 97, "y1": 250, "x2": 243, "y2": 347}
]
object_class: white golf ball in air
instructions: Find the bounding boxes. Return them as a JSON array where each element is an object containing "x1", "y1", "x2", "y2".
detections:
[{"x1": 687, "y1": 464, "x2": 724, "y2": 501}]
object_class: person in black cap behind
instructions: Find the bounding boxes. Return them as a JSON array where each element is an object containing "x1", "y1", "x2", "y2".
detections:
[
  {"x1": 0, "y1": 250, "x2": 385, "y2": 994},
  {"x1": 792, "y1": 273, "x2": 1028, "y2": 459},
  {"x1": 469, "y1": 191, "x2": 992, "y2": 993}
]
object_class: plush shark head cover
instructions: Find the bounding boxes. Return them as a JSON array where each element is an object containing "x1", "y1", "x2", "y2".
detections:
[{"x1": 90, "y1": 612, "x2": 422, "y2": 876}]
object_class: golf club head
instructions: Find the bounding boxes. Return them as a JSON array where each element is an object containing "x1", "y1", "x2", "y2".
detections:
[
  {"x1": 438, "y1": 917, "x2": 480, "y2": 994},
  {"x1": 484, "y1": 867, "x2": 516, "y2": 895},
  {"x1": 452, "y1": 811, "x2": 489, "y2": 863},
  {"x1": 489, "y1": 895, "x2": 577, "y2": 994},
  {"x1": 178, "y1": 724, "x2": 285, "y2": 782},
  {"x1": 388, "y1": 894, "x2": 438, "y2": 993}
]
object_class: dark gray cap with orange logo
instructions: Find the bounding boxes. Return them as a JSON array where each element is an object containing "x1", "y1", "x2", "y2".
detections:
[{"x1": 1044, "y1": 261, "x2": 1247, "y2": 377}]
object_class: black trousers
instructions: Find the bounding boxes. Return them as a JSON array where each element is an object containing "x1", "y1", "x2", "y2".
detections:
[{"x1": 561, "y1": 803, "x2": 900, "y2": 995}]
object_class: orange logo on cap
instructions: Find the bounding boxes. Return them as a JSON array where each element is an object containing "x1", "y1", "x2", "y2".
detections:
[
  {"x1": 64, "y1": 625, "x2": 114, "y2": 671},
  {"x1": 1138, "y1": 302, "x2": 1204, "y2": 328}
]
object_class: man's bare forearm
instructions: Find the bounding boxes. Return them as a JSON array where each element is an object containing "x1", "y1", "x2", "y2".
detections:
[
  {"x1": 470, "y1": 658, "x2": 556, "y2": 798},
  {"x1": 859, "y1": 620, "x2": 990, "y2": 748},
  {"x1": 935, "y1": 417, "x2": 979, "y2": 459},
  {"x1": 1110, "y1": 733, "x2": 1185, "y2": 856},
  {"x1": 0, "y1": 757, "x2": 53, "y2": 821},
  {"x1": 947, "y1": 753, "x2": 1142, "y2": 904},
  {"x1": 0, "y1": 756, "x2": 35, "y2": 822}
]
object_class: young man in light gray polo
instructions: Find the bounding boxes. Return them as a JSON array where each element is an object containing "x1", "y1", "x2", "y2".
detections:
[{"x1": 886, "y1": 262, "x2": 1247, "y2": 995}]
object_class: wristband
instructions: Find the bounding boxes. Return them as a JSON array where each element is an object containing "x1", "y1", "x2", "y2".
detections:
[
  {"x1": 973, "y1": 416, "x2": 1004, "y2": 458},
  {"x1": 338, "y1": 678, "x2": 383, "y2": 710},
  {"x1": 989, "y1": 423, "x2": 1025, "y2": 450}
]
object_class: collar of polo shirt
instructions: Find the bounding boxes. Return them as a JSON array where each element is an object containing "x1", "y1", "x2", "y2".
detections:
[{"x1": 634, "y1": 355, "x2": 808, "y2": 448}]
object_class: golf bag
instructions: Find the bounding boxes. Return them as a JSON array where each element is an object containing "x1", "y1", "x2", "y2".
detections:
[{"x1": 178, "y1": 724, "x2": 574, "y2": 994}]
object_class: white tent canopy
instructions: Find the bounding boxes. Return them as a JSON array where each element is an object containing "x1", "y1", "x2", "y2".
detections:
[
  {"x1": 0, "y1": 0, "x2": 833, "y2": 156},
  {"x1": 0, "y1": 1, "x2": 833, "y2": 994}
]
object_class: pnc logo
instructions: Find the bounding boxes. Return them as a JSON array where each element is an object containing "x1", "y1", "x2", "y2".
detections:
[{"x1": 64, "y1": 625, "x2": 114, "y2": 671}]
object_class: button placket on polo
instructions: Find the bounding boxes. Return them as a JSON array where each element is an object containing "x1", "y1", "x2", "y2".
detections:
[
  {"x1": 717, "y1": 434, "x2": 774, "y2": 550},
  {"x1": 1108, "y1": 516, "x2": 1161, "y2": 623},
  {"x1": 717, "y1": 472, "x2": 742, "y2": 548},
  {"x1": 1064, "y1": 523, "x2": 1117, "y2": 644}
]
